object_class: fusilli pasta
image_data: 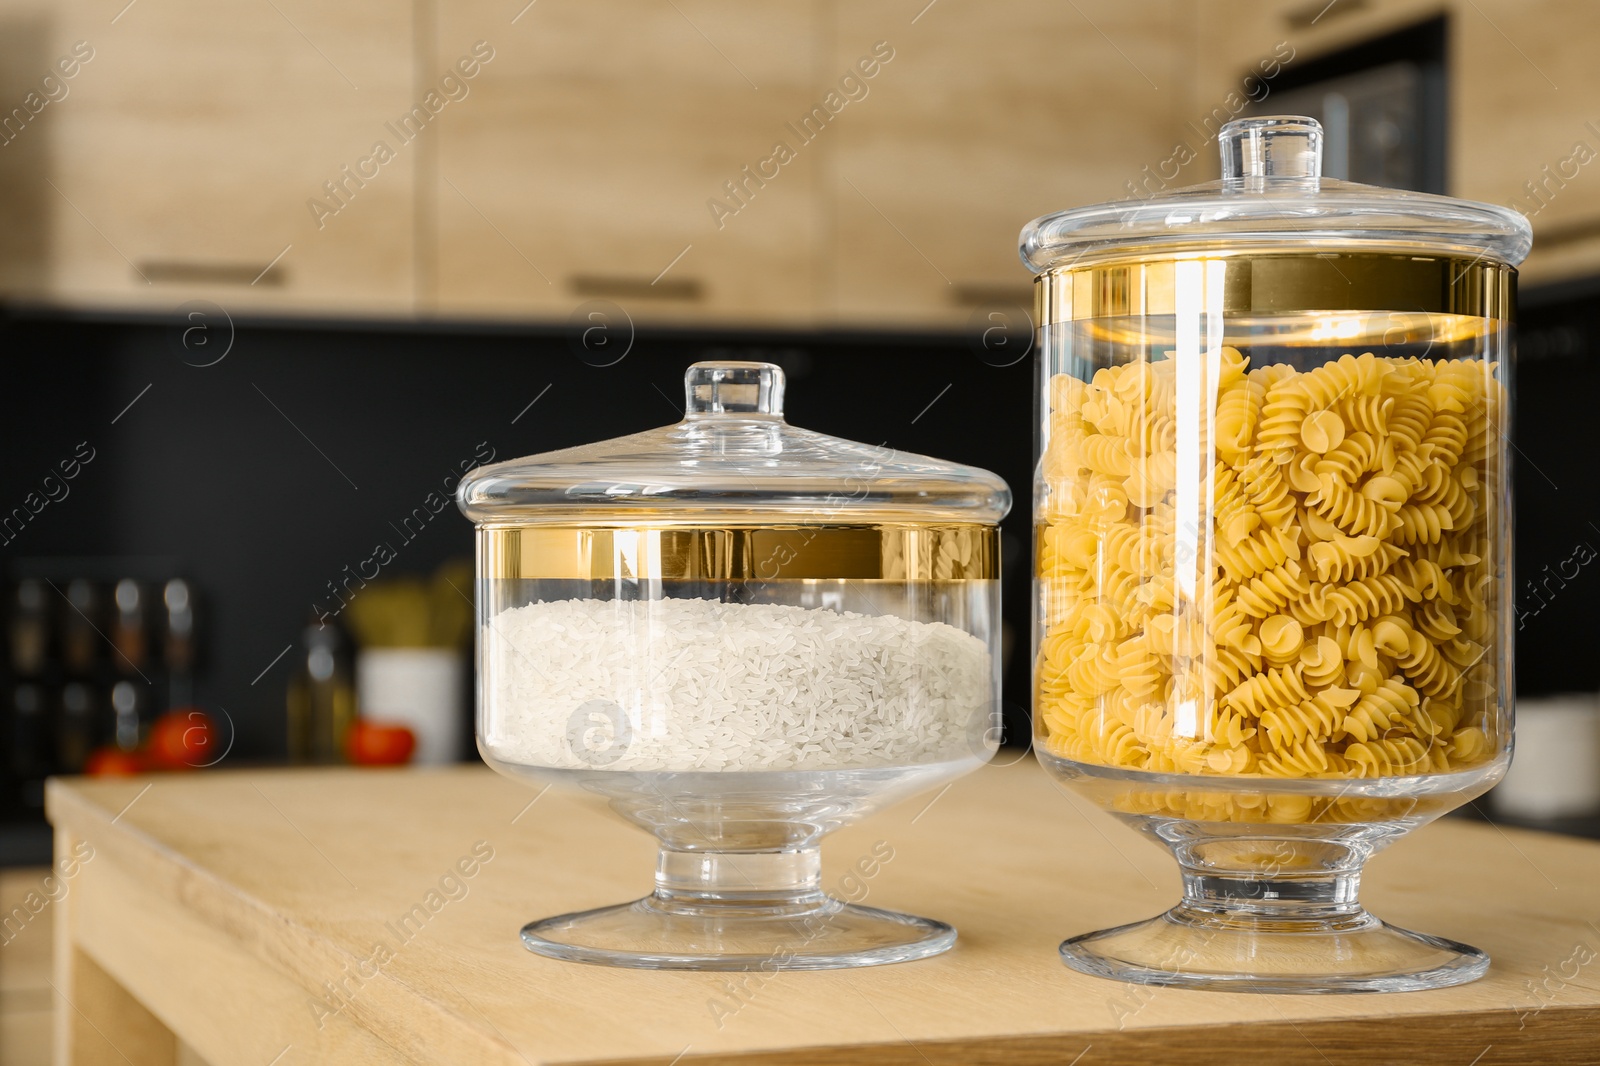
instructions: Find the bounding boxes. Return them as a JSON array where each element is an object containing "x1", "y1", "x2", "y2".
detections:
[{"x1": 1037, "y1": 348, "x2": 1502, "y2": 823}]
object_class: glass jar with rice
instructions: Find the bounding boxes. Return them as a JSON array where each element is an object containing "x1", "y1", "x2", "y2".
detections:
[{"x1": 459, "y1": 360, "x2": 1009, "y2": 970}]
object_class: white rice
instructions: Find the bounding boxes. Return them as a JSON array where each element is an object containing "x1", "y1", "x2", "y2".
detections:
[{"x1": 482, "y1": 598, "x2": 992, "y2": 771}]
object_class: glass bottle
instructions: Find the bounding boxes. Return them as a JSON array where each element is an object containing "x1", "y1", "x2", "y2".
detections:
[
  {"x1": 9, "y1": 684, "x2": 46, "y2": 815},
  {"x1": 111, "y1": 680, "x2": 143, "y2": 751},
  {"x1": 60, "y1": 579, "x2": 99, "y2": 676},
  {"x1": 111, "y1": 579, "x2": 148, "y2": 676},
  {"x1": 287, "y1": 623, "x2": 356, "y2": 764},
  {"x1": 8, "y1": 579, "x2": 49, "y2": 677},
  {"x1": 163, "y1": 578, "x2": 197, "y2": 708},
  {"x1": 57, "y1": 682, "x2": 95, "y2": 772}
]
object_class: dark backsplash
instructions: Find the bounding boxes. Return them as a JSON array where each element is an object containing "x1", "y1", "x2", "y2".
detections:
[
  {"x1": 2, "y1": 283, "x2": 1596, "y2": 775},
  {"x1": 1511, "y1": 276, "x2": 1600, "y2": 694},
  {"x1": 0, "y1": 305, "x2": 1036, "y2": 772}
]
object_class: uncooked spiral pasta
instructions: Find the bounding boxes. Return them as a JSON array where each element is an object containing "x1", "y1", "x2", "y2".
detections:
[{"x1": 1037, "y1": 348, "x2": 1502, "y2": 823}]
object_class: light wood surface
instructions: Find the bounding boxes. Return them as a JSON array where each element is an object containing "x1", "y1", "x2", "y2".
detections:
[
  {"x1": 433, "y1": 0, "x2": 824, "y2": 327},
  {"x1": 22, "y1": 0, "x2": 419, "y2": 316},
  {"x1": 1, "y1": 867, "x2": 56, "y2": 1065},
  {"x1": 825, "y1": 0, "x2": 1184, "y2": 329},
  {"x1": 40, "y1": 756, "x2": 1600, "y2": 1065},
  {"x1": 9, "y1": 0, "x2": 1596, "y2": 325}
]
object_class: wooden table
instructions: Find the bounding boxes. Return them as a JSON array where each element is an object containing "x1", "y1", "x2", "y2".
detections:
[
  {"x1": 0, "y1": 867, "x2": 56, "y2": 1062},
  {"x1": 44, "y1": 756, "x2": 1600, "y2": 1065}
]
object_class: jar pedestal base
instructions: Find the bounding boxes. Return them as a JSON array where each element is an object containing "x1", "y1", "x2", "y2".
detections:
[
  {"x1": 522, "y1": 897, "x2": 954, "y2": 970},
  {"x1": 1060, "y1": 866, "x2": 1487, "y2": 993},
  {"x1": 519, "y1": 846, "x2": 954, "y2": 970}
]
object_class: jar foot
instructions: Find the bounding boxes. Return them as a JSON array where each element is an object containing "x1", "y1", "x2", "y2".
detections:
[
  {"x1": 1059, "y1": 854, "x2": 1487, "y2": 992},
  {"x1": 1059, "y1": 910, "x2": 1486, "y2": 993},
  {"x1": 519, "y1": 845, "x2": 955, "y2": 970}
]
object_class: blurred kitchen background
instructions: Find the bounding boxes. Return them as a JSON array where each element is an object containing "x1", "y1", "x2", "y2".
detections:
[{"x1": 3, "y1": 0, "x2": 1600, "y2": 866}]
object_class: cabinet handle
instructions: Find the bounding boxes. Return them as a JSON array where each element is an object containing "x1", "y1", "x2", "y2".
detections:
[
  {"x1": 950, "y1": 283, "x2": 1031, "y2": 308},
  {"x1": 1535, "y1": 217, "x2": 1600, "y2": 250},
  {"x1": 137, "y1": 260, "x2": 287, "y2": 286},
  {"x1": 569, "y1": 275, "x2": 704, "y2": 302}
]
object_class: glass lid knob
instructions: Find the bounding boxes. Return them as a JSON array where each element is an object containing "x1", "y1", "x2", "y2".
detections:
[
  {"x1": 1220, "y1": 115, "x2": 1323, "y2": 183},
  {"x1": 684, "y1": 361, "x2": 785, "y2": 417}
]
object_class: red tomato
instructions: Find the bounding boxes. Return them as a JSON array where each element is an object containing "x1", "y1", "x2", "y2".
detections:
[
  {"x1": 146, "y1": 709, "x2": 217, "y2": 770},
  {"x1": 345, "y1": 721, "x2": 416, "y2": 766},
  {"x1": 85, "y1": 746, "x2": 145, "y2": 777}
]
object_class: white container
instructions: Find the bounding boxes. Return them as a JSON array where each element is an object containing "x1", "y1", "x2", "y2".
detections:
[
  {"x1": 1495, "y1": 694, "x2": 1600, "y2": 820},
  {"x1": 356, "y1": 648, "x2": 464, "y2": 764}
]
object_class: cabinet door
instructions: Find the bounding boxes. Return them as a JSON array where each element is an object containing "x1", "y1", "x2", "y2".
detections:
[
  {"x1": 432, "y1": 0, "x2": 820, "y2": 327},
  {"x1": 40, "y1": 0, "x2": 416, "y2": 315},
  {"x1": 825, "y1": 0, "x2": 1185, "y2": 330},
  {"x1": 0, "y1": 0, "x2": 57, "y2": 297},
  {"x1": 1452, "y1": 0, "x2": 1600, "y2": 285}
]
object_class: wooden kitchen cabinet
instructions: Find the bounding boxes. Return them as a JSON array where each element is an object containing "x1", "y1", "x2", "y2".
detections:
[
  {"x1": 0, "y1": 0, "x2": 57, "y2": 298},
  {"x1": 12, "y1": 0, "x2": 1594, "y2": 328},
  {"x1": 430, "y1": 0, "x2": 823, "y2": 327},
  {"x1": 823, "y1": 0, "x2": 1186, "y2": 330},
  {"x1": 38, "y1": 0, "x2": 417, "y2": 316},
  {"x1": 1453, "y1": 0, "x2": 1600, "y2": 286}
]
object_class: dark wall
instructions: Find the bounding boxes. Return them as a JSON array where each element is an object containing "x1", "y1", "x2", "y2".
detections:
[
  {"x1": 1512, "y1": 278, "x2": 1600, "y2": 695},
  {"x1": 4, "y1": 280, "x2": 1596, "y2": 774},
  {"x1": 0, "y1": 306, "x2": 1036, "y2": 762}
]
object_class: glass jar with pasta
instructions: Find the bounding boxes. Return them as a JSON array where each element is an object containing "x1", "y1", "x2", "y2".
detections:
[{"x1": 1023, "y1": 117, "x2": 1530, "y2": 992}]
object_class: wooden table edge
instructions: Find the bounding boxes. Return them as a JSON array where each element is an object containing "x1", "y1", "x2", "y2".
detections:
[
  {"x1": 41, "y1": 773, "x2": 1600, "y2": 1066},
  {"x1": 576, "y1": 1005, "x2": 1600, "y2": 1066},
  {"x1": 46, "y1": 777, "x2": 524, "y2": 1065}
]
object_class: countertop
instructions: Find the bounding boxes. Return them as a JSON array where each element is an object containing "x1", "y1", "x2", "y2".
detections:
[{"x1": 43, "y1": 756, "x2": 1600, "y2": 1065}]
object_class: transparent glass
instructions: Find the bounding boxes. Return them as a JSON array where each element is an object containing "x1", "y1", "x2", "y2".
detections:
[
  {"x1": 1020, "y1": 115, "x2": 1532, "y2": 268},
  {"x1": 1027, "y1": 118, "x2": 1527, "y2": 993},
  {"x1": 461, "y1": 362, "x2": 1009, "y2": 970}
]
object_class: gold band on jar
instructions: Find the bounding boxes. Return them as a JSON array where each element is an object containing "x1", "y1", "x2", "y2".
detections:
[
  {"x1": 1035, "y1": 252, "x2": 1515, "y2": 326},
  {"x1": 479, "y1": 525, "x2": 999, "y2": 581}
]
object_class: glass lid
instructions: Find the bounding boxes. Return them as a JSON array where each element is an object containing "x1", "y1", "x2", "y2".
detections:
[
  {"x1": 457, "y1": 361, "x2": 1011, "y2": 525},
  {"x1": 1020, "y1": 116, "x2": 1533, "y2": 272}
]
